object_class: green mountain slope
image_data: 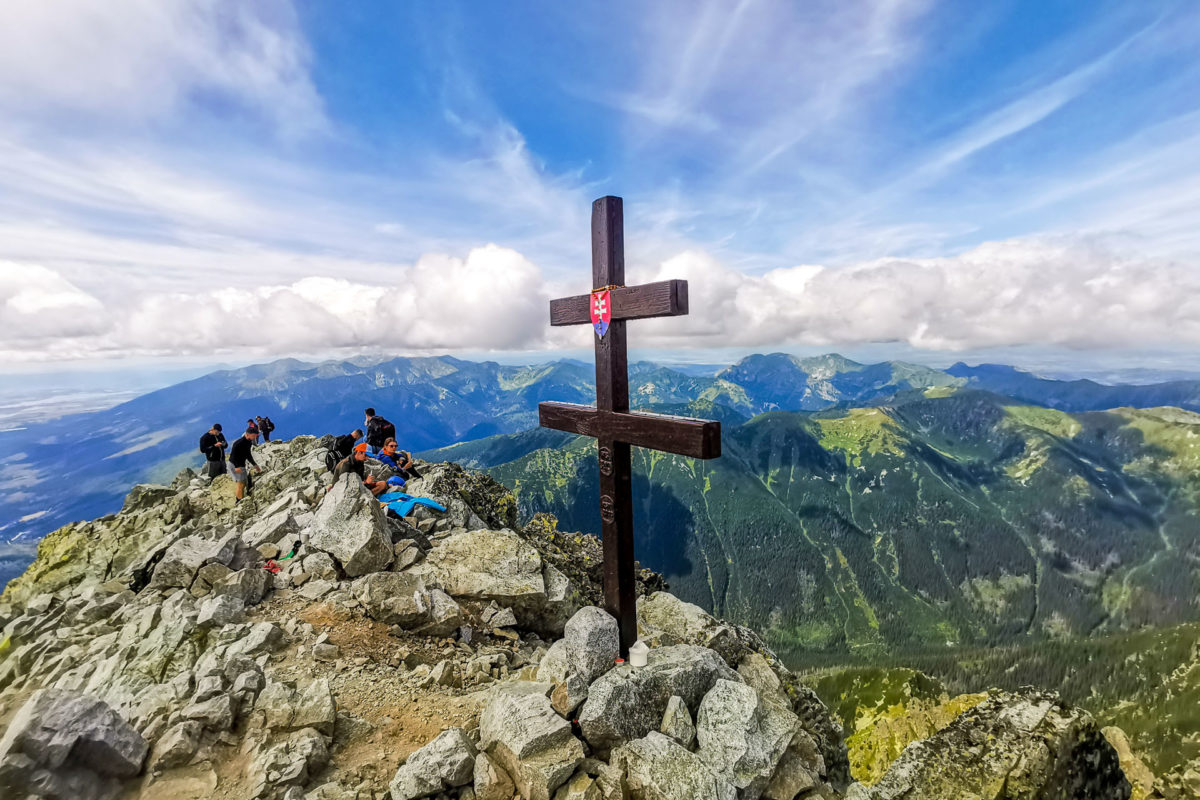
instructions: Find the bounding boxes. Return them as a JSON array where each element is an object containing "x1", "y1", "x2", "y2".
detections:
[{"x1": 424, "y1": 388, "x2": 1200, "y2": 655}]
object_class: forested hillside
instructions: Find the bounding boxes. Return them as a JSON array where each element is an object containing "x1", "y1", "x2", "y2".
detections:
[{"x1": 427, "y1": 388, "x2": 1200, "y2": 654}]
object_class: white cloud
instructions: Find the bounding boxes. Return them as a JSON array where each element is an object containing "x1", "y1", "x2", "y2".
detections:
[
  {"x1": 6, "y1": 237, "x2": 1199, "y2": 363},
  {"x1": 0, "y1": 0, "x2": 323, "y2": 134},
  {"x1": 636, "y1": 238, "x2": 1200, "y2": 351},
  {"x1": 0, "y1": 246, "x2": 557, "y2": 362}
]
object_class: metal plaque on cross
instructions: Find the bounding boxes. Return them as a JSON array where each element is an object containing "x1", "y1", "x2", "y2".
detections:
[{"x1": 539, "y1": 195, "x2": 723, "y2": 655}]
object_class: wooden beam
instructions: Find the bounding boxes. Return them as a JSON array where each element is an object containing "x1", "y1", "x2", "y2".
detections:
[
  {"x1": 539, "y1": 401, "x2": 722, "y2": 460},
  {"x1": 549, "y1": 280, "x2": 689, "y2": 326}
]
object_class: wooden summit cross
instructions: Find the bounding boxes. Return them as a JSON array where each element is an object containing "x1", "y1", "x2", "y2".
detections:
[{"x1": 539, "y1": 195, "x2": 722, "y2": 655}]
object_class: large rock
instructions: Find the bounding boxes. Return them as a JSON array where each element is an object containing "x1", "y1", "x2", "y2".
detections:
[
  {"x1": 148, "y1": 533, "x2": 241, "y2": 589},
  {"x1": 579, "y1": 644, "x2": 739, "y2": 755},
  {"x1": 426, "y1": 528, "x2": 545, "y2": 604},
  {"x1": 660, "y1": 696, "x2": 696, "y2": 749},
  {"x1": 251, "y1": 727, "x2": 329, "y2": 794},
  {"x1": 256, "y1": 678, "x2": 337, "y2": 736},
  {"x1": 856, "y1": 690, "x2": 1131, "y2": 800},
  {"x1": 0, "y1": 688, "x2": 148, "y2": 790},
  {"x1": 564, "y1": 606, "x2": 620, "y2": 686},
  {"x1": 211, "y1": 567, "x2": 270, "y2": 605},
  {"x1": 415, "y1": 588, "x2": 464, "y2": 637},
  {"x1": 695, "y1": 679, "x2": 799, "y2": 800},
  {"x1": 612, "y1": 731, "x2": 736, "y2": 800},
  {"x1": 474, "y1": 751, "x2": 516, "y2": 800},
  {"x1": 389, "y1": 728, "x2": 477, "y2": 799},
  {"x1": 352, "y1": 572, "x2": 431, "y2": 627},
  {"x1": 196, "y1": 594, "x2": 245, "y2": 628},
  {"x1": 242, "y1": 509, "x2": 300, "y2": 548},
  {"x1": 479, "y1": 684, "x2": 585, "y2": 800},
  {"x1": 763, "y1": 731, "x2": 823, "y2": 800},
  {"x1": 308, "y1": 475, "x2": 393, "y2": 577},
  {"x1": 637, "y1": 592, "x2": 764, "y2": 667}
]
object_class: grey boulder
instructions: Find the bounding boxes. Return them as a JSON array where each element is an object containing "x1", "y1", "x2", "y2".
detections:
[
  {"x1": 389, "y1": 728, "x2": 477, "y2": 800},
  {"x1": 479, "y1": 684, "x2": 584, "y2": 800},
  {"x1": 0, "y1": 688, "x2": 148, "y2": 777},
  {"x1": 308, "y1": 475, "x2": 393, "y2": 577},
  {"x1": 148, "y1": 533, "x2": 241, "y2": 589},
  {"x1": 660, "y1": 695, "x2": 696, "y2": 749},
  {"x1": 352, "y1": 572, "x2": 431, "y2": 627},
  {"x1": 579, "y1": 644, "x2": 739, "y2": 755},
  {"x1": 612, "y1": 731, "x2": 736, "y2": 800},
  {"x1": 695, "y1": 679, "x2": 799, "y2": 800},
  {"x1": 426, "y1": 528, "x2": 545, "y2": 605},
  {"x1": 564, "y1": 606, "x2": 620, "y2": 686}
]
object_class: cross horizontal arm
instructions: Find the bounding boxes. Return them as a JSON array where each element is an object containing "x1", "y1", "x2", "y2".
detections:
[
  {"x1": 549, "y1": 280, "x2": 689, "y2": 326},
  {"x1": 539, "y1": 401, "x2": 721, "y2": 459}
]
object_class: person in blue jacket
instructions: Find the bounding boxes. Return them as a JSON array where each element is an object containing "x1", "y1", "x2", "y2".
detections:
[{"x1": 377, "y1": 438, "x2": 421, "y2": 480}]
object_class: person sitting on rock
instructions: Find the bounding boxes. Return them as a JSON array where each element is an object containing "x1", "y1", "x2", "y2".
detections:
[
  {"x1": 331, "y1": 443, "x2": 387, "y2": 496},
  {"x1": 332, "y1": 428, "x2": 363, "y2": 462},
  {"x1": 228, "y1": 428, "x2": 262, "y2": 502},
  {"x1": 199, "y1": 423, "x2": 227, "y2": 479},
  {"x1": 376, "y1": 438, "x2": 422, "y2": 480}
]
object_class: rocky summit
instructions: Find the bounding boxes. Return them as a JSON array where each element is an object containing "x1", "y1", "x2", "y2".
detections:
[{"x1": 0, "y1": 436, "x2": 1132, "y2": 799}]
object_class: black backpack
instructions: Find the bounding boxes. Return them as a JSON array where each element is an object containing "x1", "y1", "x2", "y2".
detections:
[
  {"x1": 379, "y1": 418, "x2": 396, "y2": 443},
  {"x1": 324, "y1": 450, "x2": 338, "y2": 474},
  {"x1": 198, "y1": 434, "x2": 208, "y2": 455},
  {"x1": 333, "y1": 434, "x2": 356, "y2": 460}
]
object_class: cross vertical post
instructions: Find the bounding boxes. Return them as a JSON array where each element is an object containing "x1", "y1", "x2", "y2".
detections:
[
  {"x1": 591, "y1": 196, "x2": 638, "y2": 653},
  {"x1": 539, "y1": 194, "x2": 722, "y2": 657}
]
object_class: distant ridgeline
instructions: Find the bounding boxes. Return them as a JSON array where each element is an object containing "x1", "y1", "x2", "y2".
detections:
[{"x1": 4, "y1": 352, "x2": 1200, "y2": 653}]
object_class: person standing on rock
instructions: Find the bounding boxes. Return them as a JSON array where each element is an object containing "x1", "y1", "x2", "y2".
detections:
[
  {"x1": 363, "y1": 407, "x2": 395, "y2": 455},
  {"x1": 199, "y1": 423, "x2": 227, "y2": 479},
  {"x1": 228, "y1": 428, "x2": 262, "y2": 502},
  {"x1": 256, "y1": 415, "x2": 275, "y2": 442}
]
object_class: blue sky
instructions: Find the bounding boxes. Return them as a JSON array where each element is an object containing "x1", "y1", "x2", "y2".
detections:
[{"x1": 1, "y1": 0, "x2": 1199, "y2": 370}]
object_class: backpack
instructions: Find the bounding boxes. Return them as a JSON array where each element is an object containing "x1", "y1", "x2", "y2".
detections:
[
  {"x1": 367, "y1": 416, "x2": 395, "y2": 448},
  {"x1": 324, "y1": 450, "x2": 338, "y2": 475},
  {"x1": 262, "y1": 417, "x2": 275, "y2": 432},
  {"x1": 333, "y1": 434, "x2": 356, "y2": 460},
  {"x1": 199, "y1": 434, "x2": 208, "y2": 454}
]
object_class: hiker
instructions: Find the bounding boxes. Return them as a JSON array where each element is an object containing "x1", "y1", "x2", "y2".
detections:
[
  {"x1": 363, "y1": 407, "x2": 396, "y2": 454},
  {"x1": 377, "y1": 438, "x2": 421, "y2": 480},
  {"x1": 332, "y1": 428, "x2": 364, "y2": 462},
  {"x1": 331, "y1": 443, "x2": 387, "y2": 496},
  {"x1": 198, "y1": 423, "x2": 227, "y2": 479},
  {"x1": 256, "y1": 415, "x2": 275, "y2": 442},
  {"x1": 228, "y1": 428, "x2": 262, "y2": 502},
  {"x1": 246, "y1": 418, "x2": 260, "y2": 441}
]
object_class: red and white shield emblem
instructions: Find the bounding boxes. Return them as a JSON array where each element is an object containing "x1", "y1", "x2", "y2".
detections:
[{"x1": 591, "y1": 289, "x2": 611, "y2": 338}]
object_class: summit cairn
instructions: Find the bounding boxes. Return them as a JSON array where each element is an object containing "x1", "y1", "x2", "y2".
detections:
[{"x1": 539, "y1": 195, "x2": 722, "y2": 655}]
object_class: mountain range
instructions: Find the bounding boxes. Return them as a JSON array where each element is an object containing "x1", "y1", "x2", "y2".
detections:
[{"x1": 5, "y1": 351, "x2": 1200, "y2": 647}]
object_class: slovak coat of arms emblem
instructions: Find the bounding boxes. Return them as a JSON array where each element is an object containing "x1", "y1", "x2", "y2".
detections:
[{"x1": 590, "y1": 289, "x2": 611, "y2": 338}]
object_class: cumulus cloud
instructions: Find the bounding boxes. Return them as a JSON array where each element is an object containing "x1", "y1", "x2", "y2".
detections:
[
  {"x1": 0, "y1": 0, "x2": 323, "y2": 134},
  {"x1": 637, "y1": 237, "x2": 1200, "y2": 351},
  {"x1": 0, "y1": 246, "x2": 557, "y2": 362},
  {"x1": 4, "y1": 237, "x2": 1200, "y2": 363}
]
